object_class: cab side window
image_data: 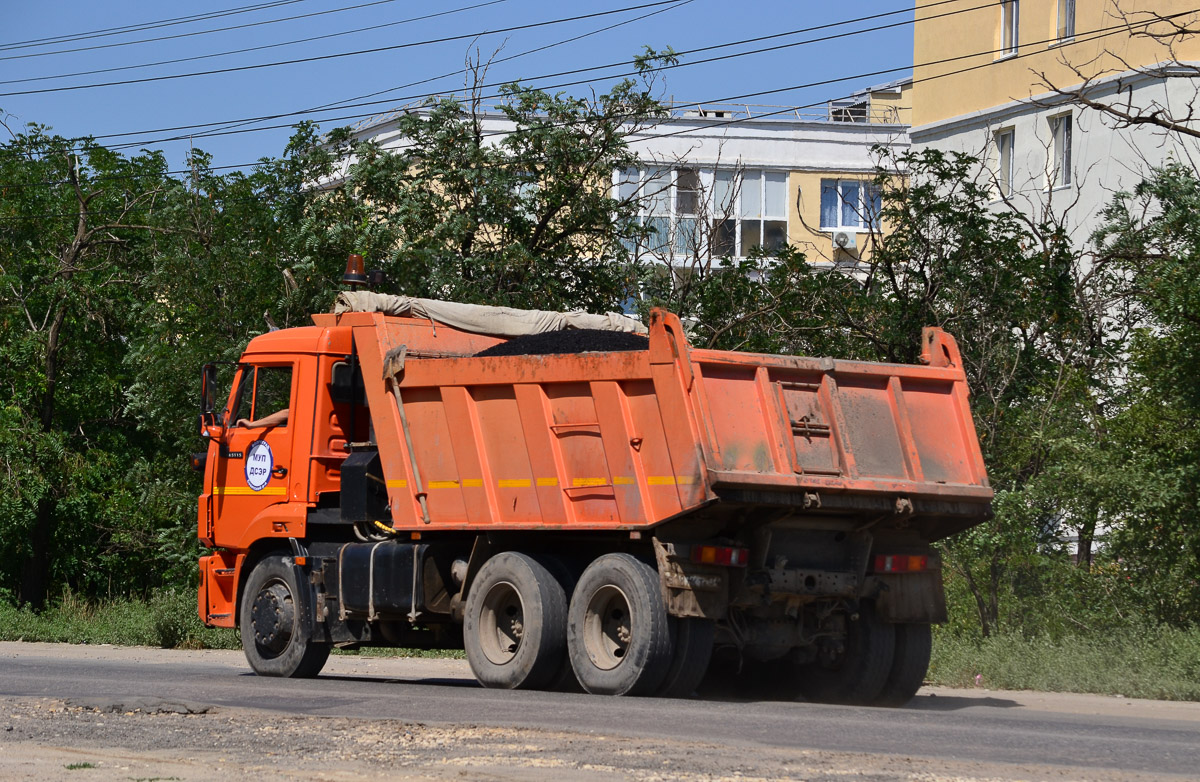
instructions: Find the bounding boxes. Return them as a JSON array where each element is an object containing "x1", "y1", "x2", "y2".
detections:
[
  {"x1": 252, "y1": 366, "x2": 292, "y2": 425},
  {"x1": 232, "y1": 365, "x2": 293, "y2": 426}
]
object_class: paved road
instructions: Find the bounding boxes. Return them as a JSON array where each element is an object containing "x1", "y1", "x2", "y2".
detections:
[{"x1": 1, "y1": 642, "x2": 1198, "y2": 779}]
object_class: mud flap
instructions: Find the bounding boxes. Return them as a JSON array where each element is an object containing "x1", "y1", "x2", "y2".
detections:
[
  {"x1": 870, "y1": 569, "x2": 947, "y2": 624},
  {"x1": 652, "y1": 538, "x2": 728, "y2": 619}
]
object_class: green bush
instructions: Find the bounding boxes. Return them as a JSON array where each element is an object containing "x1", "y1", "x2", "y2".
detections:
[
  {"x1": 930, "y1": 624, "x2": 1200, "y2": 700},
  {"x1": 0, "y1": 591, "x2": 238, "y2": 650}
]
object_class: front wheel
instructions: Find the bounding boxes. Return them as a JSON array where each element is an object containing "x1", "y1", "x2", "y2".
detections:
[
  {"x1": 567, "y1": 554, "x2": 672, "y2": 696},
  {"x1": 240, "y1": 555, "x2": 330, "y2": 678}
]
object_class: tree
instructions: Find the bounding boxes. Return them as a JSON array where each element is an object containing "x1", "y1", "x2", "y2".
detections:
[
  {"x1": 0, "y1": 122, "x2": 182, "y2": 606},
  {"x1": 275, "y1": 50, "x2": 677, "y2": 314},
  {"x1": 1090, "y1": 162, "x2": 1200, "y2": 624}
]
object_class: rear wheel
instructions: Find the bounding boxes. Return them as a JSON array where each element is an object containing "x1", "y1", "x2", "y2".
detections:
[
  {"x1": 656, "y1": 618, "x2": 715, "y2": 698},
  {"x1": 240, "y1": 555, "x2": 330, "y2": 678},
  {"x1": 874, "y1": 623, "x2": 932, "y2": 707},
  {"x1": 464, "y1": 552, "x2": 568, "y2": 690},
  {"x1": 797, "y1": 603, "x2": 895, "y2": 705},
  {"x1": 537, "y1": 554, "x2": 585, "y2": 693},
  {"x1": 568, "y1": 554, "x2": 672, "y2": 696}
]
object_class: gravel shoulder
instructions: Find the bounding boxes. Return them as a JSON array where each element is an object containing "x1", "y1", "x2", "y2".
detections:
[{"x1": 2, "y1": 642, "x2": 1197, "y2": 782}]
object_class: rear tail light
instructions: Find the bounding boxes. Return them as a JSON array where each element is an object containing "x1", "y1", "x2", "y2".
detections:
[
  {"x1": 874, "y1": 554, "x2": 928, "y2": 573},
  {"x1": 691, "y1": 545, "x2": 749, "y2": 567}
]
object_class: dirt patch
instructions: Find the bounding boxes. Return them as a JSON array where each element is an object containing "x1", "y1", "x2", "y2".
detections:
[{"x1": 0, "y1": 696, "x2": 1182, "y2": 782}]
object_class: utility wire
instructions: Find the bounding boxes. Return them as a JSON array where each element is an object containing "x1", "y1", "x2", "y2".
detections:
[
  {"x1": 0, "y1": 1, "x2": 508, "y2": 86},
  {"x1": 2, "y1": 6, "x2": 1179, "y2": 201},
  {"x1": 633, "y1": 10, "x2": 1200, "y2": 142},
  {"x1": 0, "y1": 0, "x2": 682, "y2": 96},
  {"x1": 0, "y1": 0, "x2": 310, "y2": 52},
  {"x1": 189, "y1": 0, "x2": 697, "y2": 144},
  {"x1": 20, "y1": 0, "x2": 964, "y2": 152},
  {"x1": 0, "y1": 0, "x2": 416, "y2": 61},
  {"x1": 109, "y1": 0, "x2": 987, "y2": 151}
]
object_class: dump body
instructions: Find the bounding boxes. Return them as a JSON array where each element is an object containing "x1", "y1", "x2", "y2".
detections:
[
  {"x1": 320, "y1": 308, "x2": 989, "y2": 538},
  {"x1": 198, "y1": 301, "x2": 992, "y2": 705}
]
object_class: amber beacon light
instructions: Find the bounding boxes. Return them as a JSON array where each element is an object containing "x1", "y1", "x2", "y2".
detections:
[{"x1": 343, "y1": 253, "x2": 367, "y2": 288}]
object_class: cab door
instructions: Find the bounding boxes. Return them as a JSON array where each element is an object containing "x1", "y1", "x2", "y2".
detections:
[{"x1": 211, "y1": 362, "x2": 296, "y2": 546}]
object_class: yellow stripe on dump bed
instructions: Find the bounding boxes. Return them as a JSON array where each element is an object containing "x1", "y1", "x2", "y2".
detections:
[{"x1": 647, "y1": 475, "x2": 694, "y2": 486}]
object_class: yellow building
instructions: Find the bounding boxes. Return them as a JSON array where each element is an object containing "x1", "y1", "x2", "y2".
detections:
[{"x1": 911, "y1": 0, "x2": 1200, "y2": 238}]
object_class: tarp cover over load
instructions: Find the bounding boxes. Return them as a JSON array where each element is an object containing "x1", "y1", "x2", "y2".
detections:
[{"x1": 333, "y1": 292, "x2": 647, "y2": 338}]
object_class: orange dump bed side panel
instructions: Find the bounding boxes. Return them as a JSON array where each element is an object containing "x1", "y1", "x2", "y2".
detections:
[{"x1": 343, "y1": 309, "x2": 990, "y2": 533}]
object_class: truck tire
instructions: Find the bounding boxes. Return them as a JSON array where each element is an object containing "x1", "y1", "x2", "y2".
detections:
[
  {"x1": 656, "y1": 617, "x2": 715, "y2": 698},
  {"x1": 874, "y1": 623, "x2": 932, "y2": 707},
  {"x1": 240, "y1": 555, "x2": 330, "y2": 678},
  {"x1": 464, "y1": 552, "x2": 568, "y2": 690},
  {"x1": 537, "y1": 554, "x2": 585, "y2": 693},
  {"x1": 567, "y1": 554, "x2": 672, "y2": 696},
  {"x1": 797, "y1": 602, "x2": 895, "y2": 705}
]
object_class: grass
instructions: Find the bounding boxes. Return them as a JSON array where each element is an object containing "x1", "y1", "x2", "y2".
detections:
[
  {"x1": 4, "y1": 592, "x2": 1196, "y2": 700},
  {"x1": 929, "y1": 625, "x2": 1200, "y2": 701},
  {"x1": 0, "y1": 592, "x2": 463, "y2": 659},
  {"x1": 0, "y1": 590, "x2": 238, "y2": 650}
]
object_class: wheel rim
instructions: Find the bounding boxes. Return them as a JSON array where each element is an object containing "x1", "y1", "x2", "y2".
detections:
[
  {"x1": 478, "y1": 580, "x2": 525, "y2": 665},
  {"x1": 250, "y1": 579, "x2": 296, "y2": 659},
  {"x1": 583, "y1": 584, "x2": 632, "y2": 671}
]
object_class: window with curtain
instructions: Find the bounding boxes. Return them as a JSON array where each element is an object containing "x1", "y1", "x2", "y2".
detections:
[{"x1": 820, "y1": 179, "x2": 882, "y2": 230}]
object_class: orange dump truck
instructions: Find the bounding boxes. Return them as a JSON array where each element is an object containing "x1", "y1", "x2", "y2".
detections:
[{"x1": 196, "y1": 292, "x2": 991, "y2": 705}]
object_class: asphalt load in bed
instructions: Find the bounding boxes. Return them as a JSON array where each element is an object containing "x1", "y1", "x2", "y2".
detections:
[{"x1": 475, "y1": 328, "x2": 649, "y2": 357}]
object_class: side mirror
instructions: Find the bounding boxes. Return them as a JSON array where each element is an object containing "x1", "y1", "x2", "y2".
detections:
[{"x1": 200, "y1": 363, "x2": 221, "y2": 435}]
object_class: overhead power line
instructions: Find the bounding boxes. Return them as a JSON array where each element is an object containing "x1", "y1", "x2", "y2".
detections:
[
  {"x1": 189, "y1": 0, "x2": 697, "y2": 144},
  {"x1": 0, "y1": 0, "x2": 508, "y2": 86},
  {"x1": 0, "y1": 8, "x2": 1171, "y2": 208},
  {"x1": 0, "y1": 0, "x2": 310, "y2": 52},
  {"x1": 0, "y1": 0, "x2": 682, "y2": 97},
  {"x1": 15, "y1": 0, "x2": 962, "y2": 153},
  {"x1": 107, "y1": 0, "x2": 984, "y2": 150},
  {"x1": 0, "y1": 0, "x2": 419, "y2": 62},
  {"x1": 629, "y1": 9, "x2": 1200, "y2": 144}
]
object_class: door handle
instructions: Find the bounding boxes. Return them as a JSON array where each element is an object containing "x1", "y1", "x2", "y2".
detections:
[{"x1": 272, "y1": 466, "x2": 288, "y2": 479}]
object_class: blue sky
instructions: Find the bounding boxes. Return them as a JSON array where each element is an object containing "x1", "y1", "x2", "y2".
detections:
[{"x1": 0, "y1": 1, "x2": 915, "y2": 170}]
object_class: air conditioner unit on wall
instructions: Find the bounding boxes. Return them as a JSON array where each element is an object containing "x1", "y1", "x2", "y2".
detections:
[{"x1": 832, "y1": 230, "x2": 857, "y2": 251}]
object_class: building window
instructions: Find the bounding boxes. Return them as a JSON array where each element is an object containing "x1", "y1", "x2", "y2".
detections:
[
  {"x1": 731, "y1": 170, "x2": 788, "y2": 256},
  {"x1": 619, "y1": 167, "x2": 789, "y2": 259},
  {"x1": 1056, "y1": 0, "x2": 1075, "y2": 42},
  {"x1": 820, "y1": 179, "x2": 882, "y2": 231},
  {"x1": 995, "y1": 128, "x2": 1014, "y2": 197},
  {"x1": 1000, "y1": 1, "x2": 1019, "y2": 57},
  {"x1": 1049, "y1": 113, "x2": 1072, "y2": 188}
]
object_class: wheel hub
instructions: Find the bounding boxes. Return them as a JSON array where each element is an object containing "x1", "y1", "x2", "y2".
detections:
[
  {"x1": 479, "y1": 580, "x2": 526, "y2": 665},
  {"x1": 251, "y1": 582, "x2": 295, "y2": 656},
  {"x1": 583, "y1": 584, "x2": 632, "y2": 671}
]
